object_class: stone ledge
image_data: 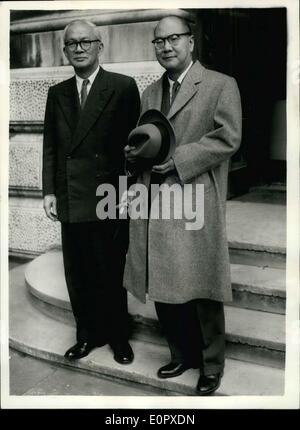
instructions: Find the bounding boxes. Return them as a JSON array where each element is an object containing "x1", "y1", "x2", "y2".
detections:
[
  {"x1": 10, "y1": 62, "x2": 163, "y2": 80},
  {"x1": 10, "y1": 122, "x2": 44, "y2": 133},
  {"x1": 9, "y1": 189, "x2": 43, "y2": 198},
  {"x1": 11, "y1": 9, "x2": 195, "y2": 34}
]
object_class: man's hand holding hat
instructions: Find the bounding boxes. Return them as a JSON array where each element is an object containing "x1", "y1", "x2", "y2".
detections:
[
  {"x1": 124, "y1": 109, "x2": 176, "y2": 174},
  {"x1": 152, "y1": 158, "x2": 175, "y2": 175},
  {"x1": 124, "y1": 144, "x2": 138, "y2": 164}
]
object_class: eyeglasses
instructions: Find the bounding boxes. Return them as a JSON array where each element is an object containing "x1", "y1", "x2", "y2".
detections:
[
  {"x1": 152, "y1": 32, "x2": 191, "y2": 50},
  {"x1": 64, "y1": 40, "x2": 100, "y2": 52}
]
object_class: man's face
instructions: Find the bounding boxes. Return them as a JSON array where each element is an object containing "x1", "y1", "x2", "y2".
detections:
[
  {"x1": 154, "y1": 18, "x2": 194, "y2": 75},
  {"x1": 63, "y1": 22, "x2": 103, "y2": 74}
]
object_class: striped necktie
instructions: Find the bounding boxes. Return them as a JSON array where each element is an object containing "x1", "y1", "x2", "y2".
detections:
[
  {"x1": 171, "y1": 80, "x2": 180, "y2": 104},
  {"x1": 161, "y1": 79, "x2": 180, "y2": 115},
  {"x1": 80, "y1": 79, "x2": 89, "y2": 109}
]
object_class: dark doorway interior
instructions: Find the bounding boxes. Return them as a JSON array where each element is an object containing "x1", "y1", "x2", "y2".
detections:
[{"x1": 194, "y1": 8, "x2": 287, "y2": 194}]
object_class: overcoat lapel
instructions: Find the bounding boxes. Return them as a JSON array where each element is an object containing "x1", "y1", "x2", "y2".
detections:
[
  {"x1": 57, "y1": 77, "x2": 80, "y2": 132},
  {"x1": 144, "y1": 62, "x2": 205, "y2": 120},
  {"x1": 168, "y1": 61, "x2": 205, "y2": 120},
  {"x1": 145, "y1": 74, "x2": 164, "y2": 112},
  {"x1": 70, "y1": 68, "x2": 115, "y2": 153}
]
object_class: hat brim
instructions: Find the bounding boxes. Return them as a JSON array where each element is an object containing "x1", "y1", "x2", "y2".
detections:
[{"x1": 137, "y1": 109, "x2": 176, "y2": 164}]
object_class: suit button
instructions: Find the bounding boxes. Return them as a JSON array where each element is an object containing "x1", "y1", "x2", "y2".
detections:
[{"x1": 95, "y1": 154, "x2": 99, "y2": 158}]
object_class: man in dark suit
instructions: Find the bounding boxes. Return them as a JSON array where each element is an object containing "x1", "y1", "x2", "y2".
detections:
[{"x1": 43, "y1": 19, "x2": 140, "y2": 363}]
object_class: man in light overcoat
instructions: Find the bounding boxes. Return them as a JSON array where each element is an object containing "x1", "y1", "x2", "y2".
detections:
[{"x1": 124, "y1": 15, "x2": 242, "y2": 395}]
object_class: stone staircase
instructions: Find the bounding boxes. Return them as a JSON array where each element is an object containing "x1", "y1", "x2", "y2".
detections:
[{"x1": 9, "y1": 189, "x2": 286, "y2": 396}]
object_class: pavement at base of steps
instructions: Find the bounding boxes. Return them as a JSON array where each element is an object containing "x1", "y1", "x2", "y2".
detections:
[{"x1": 8, "y1": 348, "x2": 164, "y2": 396}]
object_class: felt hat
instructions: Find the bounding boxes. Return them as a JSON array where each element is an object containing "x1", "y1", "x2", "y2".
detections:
[{"x1": 126, "y1": 109, "x2": 176, "y2": 168}]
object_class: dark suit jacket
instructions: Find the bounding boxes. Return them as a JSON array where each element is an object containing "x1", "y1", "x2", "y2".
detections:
[{"x1": 42, "y1": 67, "x2": 140, "y2": 223}]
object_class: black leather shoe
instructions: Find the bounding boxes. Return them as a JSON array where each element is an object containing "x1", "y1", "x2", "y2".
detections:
[
  {"x1": 196, "y1": 373, "x2": 222, "y2": 396},
  {"x1": 111, "y1": 342, "x2": 134, "y2": 365},
  {"x1": 157, "y1": 362, "x2": 191, "y2": 379},
  {"x1": 64, "y1": 342, "x2": 97, "y2": 360}
]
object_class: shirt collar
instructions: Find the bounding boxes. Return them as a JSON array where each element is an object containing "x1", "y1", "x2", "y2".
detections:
[
  {"x1": 167, "y1": 61, "x2": 194, "y2": 87},
  {"x1": 75, "y1": 65, "x2": 100, "y2": 91}
]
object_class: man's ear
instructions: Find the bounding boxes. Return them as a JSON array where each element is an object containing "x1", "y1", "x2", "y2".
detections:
[
  {"x1": 189, "y1": 35, "x2": 195, "y2": 53},
  {"x1": 63, "y1": 46, "x2": 69, "y2": 61},
  {"x1": 98, "y1": 41, "x2": 104, "y2": 55}
]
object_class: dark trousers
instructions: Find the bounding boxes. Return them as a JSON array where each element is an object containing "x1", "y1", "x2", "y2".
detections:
[
  {"x1": 61, "y1": 220, "x2": 129, "y2": 346},
  {"x1": 155, "y1": 299, "x2": 225, "y2": 375}
]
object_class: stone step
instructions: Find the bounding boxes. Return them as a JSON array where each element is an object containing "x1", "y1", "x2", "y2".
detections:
[
  {"x1": 26, "y1": 289, "x2": 285, "y2": 370},
  {"x1": 128, "y1": 296, "x2": 285, "y2": 370},
  {"x1": 25, "y1": 250, "x2": 286, "y2": 315},
  {"x1": 23, "y1": 255, "x2": 285, "y2": 368},
  {"x1": 226, "y1": 198, "x2": 286, "y2": 268},
  {"x1": 229, "y1": 249, "x2": 285, "y2": 270},
  {"x1": 230, "y1": 264, "x2": 285, "y2": 314},
  {"x1": 250, "y1": 184, "x2": 286, "y2": 194},
  {"x1": 9, "y1": 264, "x2": 284, "y2": 396}
]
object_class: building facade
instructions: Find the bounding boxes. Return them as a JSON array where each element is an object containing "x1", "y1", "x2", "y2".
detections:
[{"x1": 9, "y1": 8, "x2": 287, "y2": 259}]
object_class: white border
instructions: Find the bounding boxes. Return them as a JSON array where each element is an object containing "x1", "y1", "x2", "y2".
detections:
[{"x1": 1, "y1": 0, "x2": 299, "y2": 410}]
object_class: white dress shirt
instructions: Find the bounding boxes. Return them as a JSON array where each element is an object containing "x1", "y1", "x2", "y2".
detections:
[
  {"x1": 75, "y1": 65, "x2": 100, "y2": 103},
  {"x1": 167, "y1": 61, "x2": 194, "y2": 103}
]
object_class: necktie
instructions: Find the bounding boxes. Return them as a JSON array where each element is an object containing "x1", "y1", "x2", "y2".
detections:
[
  {"x1": 80, "y1": 79, "x2": 89, "y2": 109},
  {"x1": 161, "y1": 77, "x2": 171, "y2": 115},
  {"x1": 161, "y1": 79, "x2": 180, "y2": 116},
  {"x1": 171, "y1": 80, "x2": 180, "y2": 104}
]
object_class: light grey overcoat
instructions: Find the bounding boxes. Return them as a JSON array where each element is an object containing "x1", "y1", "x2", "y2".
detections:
[{"x1": 123, "y1": 61, "x2": 242, "y2": 304}]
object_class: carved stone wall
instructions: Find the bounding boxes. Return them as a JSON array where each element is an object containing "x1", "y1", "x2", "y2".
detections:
[
  {"x1": 9, "y1": 134, "x2": 42, "y2": 190},
  {"x1": 9, "y1": 63, "x2": 163, "y2": 255},
  {"x1": 9, "y1": 197, "x2": 61, "y2": 255},
  {"x1": 10, "y1": 63, "x2": 163, "y2": 122}
]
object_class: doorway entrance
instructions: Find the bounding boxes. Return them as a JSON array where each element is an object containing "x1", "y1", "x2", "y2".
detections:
[{"x1": 194, "y1": 8, "x2": 287, "y2": 195}]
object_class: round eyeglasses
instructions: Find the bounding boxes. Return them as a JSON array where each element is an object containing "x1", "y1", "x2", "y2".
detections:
[
  {"x1": 152, "y1": 33, "x2": 191, "y2": 50},
  {"x1": 64, "y1": 40, "x2": 100, "y2": 52}
]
